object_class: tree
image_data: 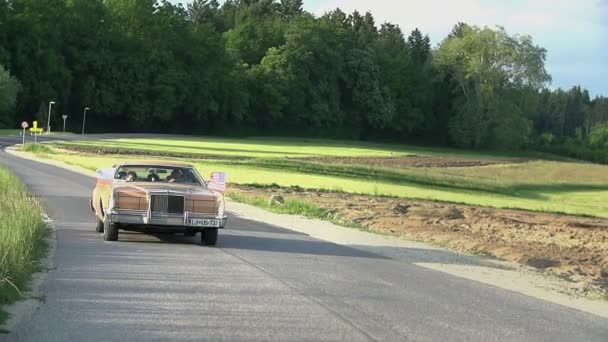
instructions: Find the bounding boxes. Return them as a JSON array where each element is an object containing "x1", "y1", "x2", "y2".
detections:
[
  {"x1": 254, "y1": 15, "x2": 345, "y2": 128},
  {"x1": 435, "y1": 25, "x2": 551, "y2": 149},
  {"x1": 589, "y1": 122, "x2": 608, "y2": 148},
  {"x1": 563, "y1": 86, "x2": 590, "y2": 138},
  {"x1": 0, "y1": 65, "x2": 21, "y2": 127},
  {"x1": 188, "y1": 0, "x2": 224, "y2": 31},
  {"x1": 407, "y1": 28, "x2": 430, "y2": 64},
  {"x1": 224, "y1": 1, "x2": 286, "y2": 66},
  {"x1": 0, "y1": 0, "x2": 602, "y2": 154},
  {"x1": 279, "y1": 0, "x2": 303, "y2": 20}
]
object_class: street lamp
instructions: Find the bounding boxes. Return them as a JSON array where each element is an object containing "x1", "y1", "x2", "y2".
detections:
[
  {"x1": 82, "y1": 107, "x2": 90, "y2": 135},
  {"x1": 47, "y1": 101, "x2": 55, "y2": 134}
]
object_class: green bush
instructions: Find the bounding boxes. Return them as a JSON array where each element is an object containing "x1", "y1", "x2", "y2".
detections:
[
  {"x1": 589, "y1": 122, "x2": 608, "y2": 148},
  {"x1": 539, "y1": 138, "x2": 608, "y2": 164},
  {"x1": 536, "y1": 132, "x2": 555, "y2": 149}
]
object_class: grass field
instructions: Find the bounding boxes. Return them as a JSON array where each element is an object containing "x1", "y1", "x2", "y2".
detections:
[
  {"x1": 35, "y1": 137, "x2": 608, "y2": 218},
  {"x1": 0, "y1": 166, "x2": 46, "y2": 324},
  {"x1": 0, "y1": 129, "x2": 19, "y2": 136},
  {"x1": 59, "y1": 136, "x2": 545, "y2": 160}
]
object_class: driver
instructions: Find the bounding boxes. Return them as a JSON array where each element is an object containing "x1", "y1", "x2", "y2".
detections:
[{"x1": 167, "y1": 169, "x2": 184, "y2": 183}]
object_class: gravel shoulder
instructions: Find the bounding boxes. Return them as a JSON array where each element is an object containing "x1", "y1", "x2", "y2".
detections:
[{"x1": 226, "y1": 198, "x2": 608, "y2": 319}]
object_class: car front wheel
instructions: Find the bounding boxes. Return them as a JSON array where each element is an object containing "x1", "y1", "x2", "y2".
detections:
[
  {"x1": 103, "y1": 215, "x2": 119, "y2": 241},
  {"x1": 201, "y1": 228, "x2": 218, "y2": 246},
  {"x1": 96, "y1": 217, "x2": 104, "y2": 233}
]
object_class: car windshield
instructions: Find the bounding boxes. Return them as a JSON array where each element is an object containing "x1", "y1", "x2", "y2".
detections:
[{"x1": 114, "y1": 166, "x2": 203, "y2": 185}]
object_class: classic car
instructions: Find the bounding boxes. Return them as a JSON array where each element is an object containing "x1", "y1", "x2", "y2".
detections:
[{"x1": 90, "y1": 161, "x2": 227, "y2": 246}]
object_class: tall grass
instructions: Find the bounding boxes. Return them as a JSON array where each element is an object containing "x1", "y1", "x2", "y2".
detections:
[{"x1": 0, "y1": 166, "x2": 46, "y2": 319}]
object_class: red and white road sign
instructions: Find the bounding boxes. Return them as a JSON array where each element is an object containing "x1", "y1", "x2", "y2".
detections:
[{"x1": 21, "y1": 121, "x2": 29, "y2": 129}]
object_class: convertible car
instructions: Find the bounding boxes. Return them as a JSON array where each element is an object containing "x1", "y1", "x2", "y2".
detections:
[{"x1": 91, "y1": 161, "x2": 227, "y2": 246}]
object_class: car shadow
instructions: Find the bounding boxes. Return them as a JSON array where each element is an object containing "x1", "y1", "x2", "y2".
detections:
[{"x1": 112, "y1": 215, "x2": 512, "y2": 271}]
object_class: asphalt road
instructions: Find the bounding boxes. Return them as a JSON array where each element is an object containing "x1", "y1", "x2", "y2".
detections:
[{"x1": 1, "y1": 136, "x2": 607, "y2": 341}]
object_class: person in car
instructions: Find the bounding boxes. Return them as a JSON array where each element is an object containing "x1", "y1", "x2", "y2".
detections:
[
  {"x1": 167, "y1": 169, "x2": 184, "y2": 183},
  {"x1": 125, "y1": 171, "x2": 138, "y2": 182},
  {"x1": 147, "y1": 173, "x2": 160, "y2": 182}
]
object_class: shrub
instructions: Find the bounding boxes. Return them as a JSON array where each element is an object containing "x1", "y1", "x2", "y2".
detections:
[
  {"x1": 22, "y1": 143, "x2": 51, "y2": 153},
  {"x1": 589, "y1": 123, "x2": 608, "y2": 148}
]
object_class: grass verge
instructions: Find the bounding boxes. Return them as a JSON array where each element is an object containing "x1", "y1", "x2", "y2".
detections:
[
  {"x1": 227, "y1": 190, "x2": 365, "y2": 231},
  {"x1": 22, "y1": 143, "x2": 51, "y2": 154},
  {"x1": 227, "y1": 191, "x2": 332, "y2": 220},
  {"x1": 0, "y1": 166, "x2": 47, "y2": 325}
]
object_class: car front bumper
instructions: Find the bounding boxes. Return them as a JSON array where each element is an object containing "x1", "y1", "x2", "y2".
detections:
[{"x1": 110, "y1": 209, "x2": 227, "y2": 229}]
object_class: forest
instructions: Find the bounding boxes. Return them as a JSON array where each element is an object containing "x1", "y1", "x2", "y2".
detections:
[{"x1": 0, "y1": 0, "x2": 606, "y2": 159}]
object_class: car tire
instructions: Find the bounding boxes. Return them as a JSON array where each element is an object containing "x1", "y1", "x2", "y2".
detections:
[
  {"x1": 201, "y1": 228, "x2": 218, "y2": 246},
  {"x1": 103, "y1": 215, "x2": 119, "y2": 241},
  {"x1": 95, "y1": 217, "x2": 104, "y2": 233}
]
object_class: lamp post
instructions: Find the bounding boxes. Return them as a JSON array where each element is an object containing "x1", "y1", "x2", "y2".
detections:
[
  {"x1": 82, "y1": 107, "x2": 90, "y2": 134},
  {"x1": 47, "y1": 101, "x2": 55, "y2": 134}
]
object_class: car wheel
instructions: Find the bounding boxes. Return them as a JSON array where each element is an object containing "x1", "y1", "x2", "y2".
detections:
[
  {"x1": 103, "y1": 215, "x2": 119, "y2": 242},
  {"x1": 95, "y1": 217, "x2": 104, "y2": 233},
  {"x1": 201, "y1": 228, "x2": 218, "y2": 246}
]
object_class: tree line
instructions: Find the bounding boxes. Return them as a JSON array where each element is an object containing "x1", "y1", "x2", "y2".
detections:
[{"x1": 0, "y1": 0, "x2": 606, "y2": 158}]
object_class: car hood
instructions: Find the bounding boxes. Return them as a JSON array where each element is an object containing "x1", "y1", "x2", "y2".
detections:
[{"x1": 113, "y1": 183, "x2": 218, "y2": 201}]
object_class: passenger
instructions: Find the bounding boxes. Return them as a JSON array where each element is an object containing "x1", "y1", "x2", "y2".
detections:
[
  {"x1": 167, "y1": 169, "x2": 184, "y2": 183},
  {"x1": 147, "y1": 174, "x2": 160, "y2": 182},
  {"x1": 125, "y1": 171, "x2": 138, "y2": 182}
]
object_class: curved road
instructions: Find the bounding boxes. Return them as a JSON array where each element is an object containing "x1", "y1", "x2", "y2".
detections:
[{"x1": 0, "y1": 136, "x2": 607, "y2": 341}]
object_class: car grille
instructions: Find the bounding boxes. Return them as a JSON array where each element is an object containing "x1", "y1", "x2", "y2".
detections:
[{"x1": 151, "y1": 195, "x2": 184, "y2": 215}]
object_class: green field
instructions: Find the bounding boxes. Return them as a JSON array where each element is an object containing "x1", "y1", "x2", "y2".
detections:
[
  {"x1": 59, "y1": 137, "x2": 541, "y2": 160},
  {"x1": 0, "y1": 129, "x2": 19, "y2": 136},
  {"x1": 0, "y1": 167, "x2": 46, "y2": 324},
  {"x1": 36, "y1": 137, "x2": 608, "y2": 218}
]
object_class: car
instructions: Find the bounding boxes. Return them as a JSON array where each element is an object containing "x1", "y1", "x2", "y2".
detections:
[{"x1": 90, "y1": 161, "x2": 227, "y2": 246}]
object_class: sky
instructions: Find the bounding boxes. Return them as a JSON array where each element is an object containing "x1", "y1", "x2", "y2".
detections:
[{"x1": 172, "y1": 0, "x2": 608, "y2": 97}]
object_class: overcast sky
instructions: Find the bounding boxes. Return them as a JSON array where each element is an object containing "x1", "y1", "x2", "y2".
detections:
[{"x1": 171, "y1": 0, "x2": 608, "y2": 97}]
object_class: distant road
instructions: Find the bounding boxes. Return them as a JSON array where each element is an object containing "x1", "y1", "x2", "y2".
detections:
[{"x1": 0, "y1": 135, "x2": 607, "y2": 341}]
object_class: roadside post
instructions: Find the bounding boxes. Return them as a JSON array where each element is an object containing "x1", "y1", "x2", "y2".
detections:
[
  {"x1": 47, "y1": 101, "x2": 55, "y2": 134},
  {"x1": 62, "y1": 115, "x2": 68, "y2": 133},
  {"x1": 82, "y1": 107, "x2": 90, "y2": 135},
  {"x1": 21, "y1": 121, "x2": 29, "y2": 145},
  {"x1": 29, "y1": 121, "x2": 44, "y2": 145}
]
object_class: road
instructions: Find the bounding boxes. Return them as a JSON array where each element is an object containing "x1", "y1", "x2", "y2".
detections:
[{"x1": 1, "y1": 135, "x2": 607, "y2": 341}]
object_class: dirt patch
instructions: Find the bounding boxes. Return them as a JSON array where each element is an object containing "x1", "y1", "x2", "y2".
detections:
[
  {"x1": 55, "y1": 145, "x2": 251, "y2": 161},
  {"x1": 301, "y1": 155, "x2": 528, "y2": 168},
  {"x1": 231, "y1": 185, "x2": 608, "y2": 294}
]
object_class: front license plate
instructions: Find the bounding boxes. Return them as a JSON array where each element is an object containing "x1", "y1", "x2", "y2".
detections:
[{"x1": 189, "y1": 219, "x2": 221, "y2": 228}]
